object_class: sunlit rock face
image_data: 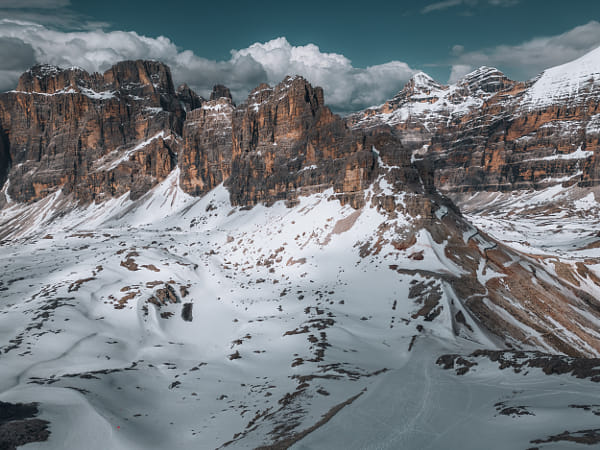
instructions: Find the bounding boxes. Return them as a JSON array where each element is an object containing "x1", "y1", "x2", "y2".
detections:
[
  {"x1": 0, "y1": 61, "x2": 184, "y2": 204},
  {"x1": 348, "y1": 55, "x2": 600, "y2": 194}
]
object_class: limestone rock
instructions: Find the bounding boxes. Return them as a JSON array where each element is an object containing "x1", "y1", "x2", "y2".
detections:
[
  {"x1": 177, "y1": 83, "x2": 204, "y2": 112},
  {"x1": 0, "y1": 60, "x2": 185, "y2": 203},
  {"x1": 210, "y1": 85, "x2": 233, "y2": 101},
  {"x1": 179, "y1": 97, "x2": 234, "y2": 196}
]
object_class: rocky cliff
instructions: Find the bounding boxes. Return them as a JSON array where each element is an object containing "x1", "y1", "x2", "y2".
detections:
[
  {"x1": 3, "y1": 50, "x2": 600, "y2": 209},
  {"x1": 1, "y1": 57, "x2": 600, "y2": 359},
  {"x1": 0, "y1": 61, "x2": 186, "y2": 204},
  {"x1": 179, "y1": 88, "x2": 234, "y2": 196},
  {"x1": 179, "y1": 75, "x2": 424, "y2": 209},
  {"x1": 349, "y1": 54, "x2": 600, "y2": 195}
]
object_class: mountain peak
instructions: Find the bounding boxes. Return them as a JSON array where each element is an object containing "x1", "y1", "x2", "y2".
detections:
[
  {"x1": 104, "y1": 60, "x2": 176, "y2": 95},
  {"x1": 210, "y1": 84, "x2": 232, "y2": 101},
  {"x1": 522, "y1": 45, "x2": 600, "y2": 108},
  {"x1": 406, "y1": 72, "x2": 445, "y2": 91},
  {"x1": 455, "y1": 66, "x2": 514, "y2": 94},
  {"x1": 17, "y1": 64, "x2": 90, "y2": 94},
  {"x1": 398, "y1": 72, "x2": 446, "y2": 100}
]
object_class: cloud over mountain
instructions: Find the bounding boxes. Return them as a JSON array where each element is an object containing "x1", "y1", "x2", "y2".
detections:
[
  {"x1": 0, "y1": 20, "x2": 416, "y2": 113},
  {"x1": 449, "y1": 20, "x2": 600, "y2": 82}
]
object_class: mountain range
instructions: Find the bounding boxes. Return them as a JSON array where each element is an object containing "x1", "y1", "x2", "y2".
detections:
[{"x1": 0, "y1": 47, "x2": 599, "y2": 449}]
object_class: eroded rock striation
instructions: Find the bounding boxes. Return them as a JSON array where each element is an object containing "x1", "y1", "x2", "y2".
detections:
[
  {"x1": 0, "y1": 61, "x2": 184, "y2": 204},
  {"x1": 349, "y1": 55, "x2": 600, "y2": 194},
  {"x1": 3, "y1": 51, "x2": 600, "y2": 207}
]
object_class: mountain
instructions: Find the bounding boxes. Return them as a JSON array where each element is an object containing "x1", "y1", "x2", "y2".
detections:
[
  {"x1": 0, "y1": 50, "x2": 599, "y2": 449},
  {"x1": 348, "y1": 57, "x2": 599, "y2": 195}
]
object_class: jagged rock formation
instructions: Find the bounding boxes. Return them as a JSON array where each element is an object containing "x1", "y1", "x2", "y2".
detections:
[
  {"x1": 0, "y1": 56, "x2": 599, "y2": 357},
  {"x1": 227, "y1": 76, "x2": 371, "y2": 207},
  {"x1": 209, "y1": 84, "x2": 232, "y2": 101},
  {"x1": 349, "y1": 54, "x2": 600, "y2": 194},
  {"x1": 179, "y1": 88, "x2": 234, "y2": 196},
  {"x1": 0, "y1": 61, "x2": 184, "y2": 204},
  {"x1": 3, "y1": 50, "x2": 600, "y2": 208},
  {"x1": 2, "y1": 52, "x2": 600, "y2": 450},
  {"x1": 176, "y1": 83, "x2": 204, "y2": 112},
  {"x1": 180, "y1": 75, "x2": 423, "y2": 209}
]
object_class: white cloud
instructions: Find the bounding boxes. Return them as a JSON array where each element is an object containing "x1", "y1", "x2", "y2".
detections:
[
  {"x1": 0, "y1": 20, "x2": 416, "y2": 113},
  {"x1": 448, "y1": 64, "x2": 473, "y2": 83},
  {"x1": 422, "y1": 0, "x2": 518, "y2": 13},
  {"x1": 450, "y1": 21, "x2": 600, "y2": 81},
  {"x1": 229, "y1": 38, "x2": 416, "y2": 111}
]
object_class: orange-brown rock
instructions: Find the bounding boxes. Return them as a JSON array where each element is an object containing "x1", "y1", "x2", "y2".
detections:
[
  {"x1": 0, "y1": 61, "x2": 185, "y2": 203},
  {"x1": 176, "y1": 83, "x2": 204, "y2": 112},
  {"x1": 179, "y1": 93, "x2": 234, "y2": 196},
  {"x1": 349, "y1": 66, "x2": 600, "y2": 195},
  {"x1": 178, "y1": 75, "x2": 423, "y2": 208},
  {"x1": 227, "y1": 76, "x2": 402, "y2": 208}
]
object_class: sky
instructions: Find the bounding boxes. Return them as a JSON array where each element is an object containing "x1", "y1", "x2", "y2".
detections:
[{"x1": 1, "y1": 0, "x2": 600, "y2": 112}]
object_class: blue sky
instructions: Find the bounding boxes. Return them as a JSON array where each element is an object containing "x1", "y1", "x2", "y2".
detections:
[{"x1": 1, "y1": 0, "x2": 600, "y2": 112}]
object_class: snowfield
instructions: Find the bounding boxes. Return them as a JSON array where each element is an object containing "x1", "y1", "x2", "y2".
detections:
[{"x1": 1, "y1": 174, "x2": 600, "y2": 449}]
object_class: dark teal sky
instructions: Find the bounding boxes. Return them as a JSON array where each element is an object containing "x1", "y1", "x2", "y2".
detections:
[{"x1": 65, "y1": 0, "x2": 600, "y2": 81}]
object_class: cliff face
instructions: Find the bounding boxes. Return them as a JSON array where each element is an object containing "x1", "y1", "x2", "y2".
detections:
[
  {"x1": 0, "y1": 61, "x2": 184, "y2": 203},
  {"x1": 179, "y1": 90, "x2": 234, "y2": 196},
  {"x1": 1, "y1": 60, "x2": 600, "y2": 359},
  {"x1": 349, "y1": 60, "x2": 600, "y2": 195},
  {"x1": 0, "y1": 118, "x2": 9, "y2": 189},
  {"x1": 227, "y1": 76, "x2": 371, "y2": 207},
  {"x1": 2, "y1": 51, "x2": 600, "y2": 208},
  {"x1": 178, "y1": 75, "x2": 423, "y2": 209}
]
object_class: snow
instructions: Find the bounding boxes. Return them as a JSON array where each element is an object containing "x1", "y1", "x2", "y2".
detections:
[
  {"x1": 353, "y1": 70, "x2": 490, "y2": 130},
  {"x1": 586, "y1": 114, "x2": 600, "y2": 134},
  {"x1": 540, "y1": 145, "x2": 593, "y2": 161},
  {"x1": 143, "y1": 107, "x2": 163, "y2": 115},
  {"x1": 1, "y1": 176, "x2": 12, "y2": 204},
  {"x1": 293, "y1": 338, "x2": 600, "y2": 450},
  {"x1": 574, "y1": 192, "x2": 597, "y2": 210},
  {"x1": 0, "y1": 179, "x2": 477, "y2": 448},
  {"x1": 9, "y1": 86, "x2": 115, "y2": 99},
  {"x1": 521, "y1": 45, "x2": 600, "y2": 109},
  {"x1": 201, "y1": 103, "x2": 231, "y2": 112},
  {"x1": 1, "y1": 169, "x2": 599, "y2": 448},
  {"x1": 79, "y1": 87, "x2": 115, "y2": 100},
  {"x1": 100, "y1": 131, "x2": 167, "y2": 171}
]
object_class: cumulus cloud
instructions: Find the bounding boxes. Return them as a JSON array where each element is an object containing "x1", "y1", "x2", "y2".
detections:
[
  {"x1": 448, "y1": 64, "x2": 474, "y2": 84},
  {"x1": 228, "y1": 38, "x2": 416, "y2": 111},
  {"x1": 449, "y1": 21, "x2": 600, "y2": 82},
  {"x1": 0, "y1": 20, "x2": 417, "y2": 113},
  {"x1": 422, "y1": 0, "x2": 518, "y2": 13}
]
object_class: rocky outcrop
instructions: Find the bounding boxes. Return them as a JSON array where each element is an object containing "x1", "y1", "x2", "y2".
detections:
[
  {"x1": 349, "y1": 59, "x2": 600, "y2": 195},
  {"x1": 227, "y1": 76, "x2": 377, "y2": 207},
  {"x1": 0, "y1": 61, "x2": 185, "y2": 203},
  {"x1": 3, "y1": 50, "x2": 600, "y2": 208},
  {"x1": 179, "y1": 90, "x2": 234, "y2": 196},
  {"x1": 176, "y1": 83, "x2": 204, "y2": 112},
  {"x1": 178, "y1": 75, "x2": 421, "y2": 208},
  {"x1": 0, "y1": 118, "x2": 9, "y2": 191},
  {"x1": 210, "y1": 85, "x2": 232, "y2": 101}
]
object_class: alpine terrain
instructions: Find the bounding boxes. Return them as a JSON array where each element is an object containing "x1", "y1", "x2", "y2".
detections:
[{"x1": 0, "y1": 48, "x2": 599, "y2": 449}]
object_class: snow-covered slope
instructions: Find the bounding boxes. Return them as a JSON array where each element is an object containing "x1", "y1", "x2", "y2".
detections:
[
  {"x1": 349, "y1": 66, "x2": 514, "y2": 130},
  {"x1": 521, "y1": 46, "x2": 600, "y2": 109},
  {"x1": 1, "y1": 171, "x2": 600, "y2": 449},
  {"x1": 2, "y1": 51, "x2": 600, "y2": 447}
]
